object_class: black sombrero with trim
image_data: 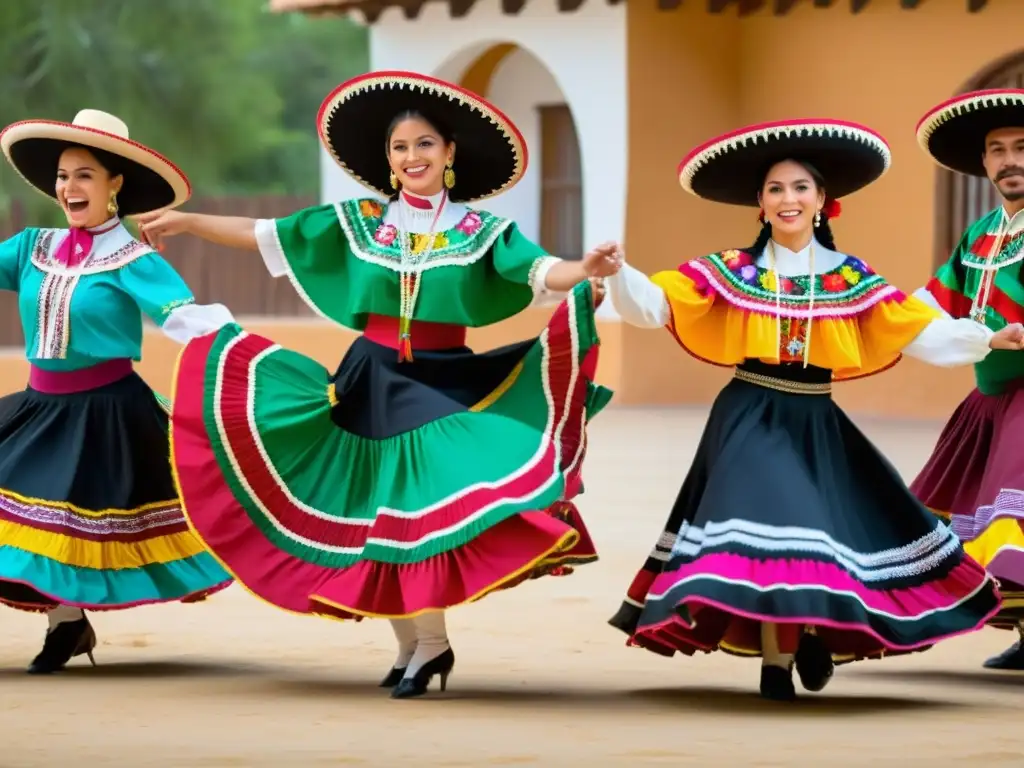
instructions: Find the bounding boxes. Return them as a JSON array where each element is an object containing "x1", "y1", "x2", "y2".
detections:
[
  {"x1": 0, "y1": 109, "x2": 191, "y2": 216},
  {"x1": 317, "y1": 71, "x2": 528, "y2": 204},
  {"x1": 917, "y1": 89, "x2": 1024, "y2": 177},
  {"x1": 678, "y1": 119, "x2": 891, "y2": 206}
]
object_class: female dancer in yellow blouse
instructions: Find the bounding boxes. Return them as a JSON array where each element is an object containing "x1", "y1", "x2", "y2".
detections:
[{"x1": 605, "y1": 119, "x2": 1016, "y2": 701}]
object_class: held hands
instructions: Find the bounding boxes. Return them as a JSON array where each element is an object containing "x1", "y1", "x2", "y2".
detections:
[
  {"x1": 582, "y1": 241, "x2": 623, "y2": 279},
  {"x1": 132, "y1": 209, "x2": 192, "y2": 252},
  {"x1": 989, "y1": 322, "x2": 1024, "y2": 350}
]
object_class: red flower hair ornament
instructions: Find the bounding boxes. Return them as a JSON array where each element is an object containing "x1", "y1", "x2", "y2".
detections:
[{"x1": 758, "y1": 197, "x2": 843, "y2": 224}]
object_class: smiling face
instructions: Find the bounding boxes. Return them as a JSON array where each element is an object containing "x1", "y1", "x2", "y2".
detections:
[
  {"x1": 983, "y1": 127, "x2": 1024, "y2": 203},
  {"x1": 386, "y1": 116, "x2": 453, "y2": 197},
  {"x1": 55, "y1": 147, "x2": 123, "y2": 229},
  {"x1": 758, "y1": 159, "x2": 826, "y2": 240}
]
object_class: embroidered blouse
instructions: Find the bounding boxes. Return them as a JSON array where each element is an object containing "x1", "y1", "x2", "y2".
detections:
[
  {"x1": 0, "y1": 218, "x2": 233, "y2": 372},
  {"x1": 253, "y1": 189, "x2": 564, "y2": 330},
  {"x1": 918, "y1": 205, "x2": 1024, "y2": 394},
  {"x1": 608, "y1": 237, "x2": 993, "y2": 380}
]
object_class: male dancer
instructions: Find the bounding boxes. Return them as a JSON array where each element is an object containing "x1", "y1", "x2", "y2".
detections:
[{"x1": 912, "y1": 89, "x2": 1024, "y2": 670}]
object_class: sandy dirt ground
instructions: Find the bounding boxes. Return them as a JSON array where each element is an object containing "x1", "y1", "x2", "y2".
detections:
[{"x1": 2, "y1": 407, "x2": 1022, "y2": 767}]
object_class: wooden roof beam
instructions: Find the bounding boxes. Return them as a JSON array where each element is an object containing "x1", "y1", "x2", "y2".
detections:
[
  {"x1": 360, "y1": 0, "x2": 386, "y2": 22},
  {"x1": 401, "y1": 0, "x2": 426, "y2": 17},
  {"x1": 707, "y1": 0, "x2": 766, "y2": 13},
  {"x1": 448, "y1": 0, "x2": 476, "y2": 16}
]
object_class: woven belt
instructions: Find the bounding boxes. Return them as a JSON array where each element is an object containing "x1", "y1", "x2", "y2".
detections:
[{"x1": 733, "y1": 368, "x2": 832, "y2": 395}]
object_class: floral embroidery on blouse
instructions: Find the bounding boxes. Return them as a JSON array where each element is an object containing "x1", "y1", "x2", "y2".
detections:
[
  {"x1": 160, "y1": 296, "x2": 196, "y2": 317},
  {"x1": 455, "y1": 212, "x2": 483, "y2": 236},
  {"x1": 410, "y1": 232, "x2": 449, "y2": 253},
  {"x1": 721, "y1": 249, "x2": 875, "y2": 297},
  {"x1": 374, "y1": 224, "x2": 398, "y2": 246}
]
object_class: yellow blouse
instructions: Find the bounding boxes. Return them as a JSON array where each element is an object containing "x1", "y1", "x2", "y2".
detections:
[{"x1": 653, "y1": 250, "x2": 941, "y2": 380}]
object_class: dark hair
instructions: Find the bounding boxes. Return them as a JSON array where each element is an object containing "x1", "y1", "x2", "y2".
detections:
[
  {"x1": 743, "y1": 158, "x2": 837, "y2": 256},
  {"x1": 59, "y1": 142, "x2": 128, "y2": 179},
  {"x1": 383, "y1": 109, "x2": 456, "y2": 200},
  {"x1": 385, "y1": 109, "x2": 455, "y2": 146}
]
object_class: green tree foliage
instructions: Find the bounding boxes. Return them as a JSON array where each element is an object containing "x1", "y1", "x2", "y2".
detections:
[{"x1": 0, "y1": 0, "x2": 368, "y2": 223}]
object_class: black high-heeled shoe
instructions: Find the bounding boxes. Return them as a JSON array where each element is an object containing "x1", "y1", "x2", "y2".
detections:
[
  {"x1": 390, "y1": 647, "x2": 455, "y2": 699},
  {"x1": 27, "y1": 616, "x2": 98, "y2": 675},
  {"x1": 759, "y1": 664, "x2": 796, "y2": 702},
  {"x1": 379, "y1": 666, "x2": 407, "y2": 687},
  {"x1": 794, "y1": 631, "x2": 834, "y2": 692}
]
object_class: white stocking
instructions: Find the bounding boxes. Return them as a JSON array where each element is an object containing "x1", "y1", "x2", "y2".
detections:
[
  {"x1": 405, "y1": 610, "x2": 449, "y2": 677},
  {"x1": 389, "y1": 618, "x2": 418, "y2": 668},
  {"x1": 760, "y1": 621, "x2": 794, "y2": 669},
  {"x1": 47, "y1": 605, "x2": 84, "y2": 631}
]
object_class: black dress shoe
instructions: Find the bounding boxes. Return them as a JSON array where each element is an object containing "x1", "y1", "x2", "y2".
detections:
[
  {"x1": 983, "y1": 640, "x2": 1024, "y2": 670},
  {"x1": 794, "y1": 632, "x2": 834, "y2": 692},
  {"x1": 379, "y1": 666, "x2": 407, "y2": 687},
  {"x1": 391, "y1": 648, "x2": 455, "y2": 699},
  {"x1": 759, "y1": 664, "x2": 796, "y2": 702},
  {"x1": 27, "y1": 617, "x2": 97, "y2": 675}
]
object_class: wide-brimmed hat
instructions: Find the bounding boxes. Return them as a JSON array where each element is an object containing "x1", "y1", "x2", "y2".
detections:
[
  {"x1": 0, "y1": 109, "x2": 190, "y2": 216},
  {"x1": 916, "y1": 89, "x2": 1024, "y2": 177},
  {"x1": 317, "y1": 71, "x2": 527, "y2": 203},
  {"x1": 677, "y1": 119, "x2": 891, "y2": 206}
]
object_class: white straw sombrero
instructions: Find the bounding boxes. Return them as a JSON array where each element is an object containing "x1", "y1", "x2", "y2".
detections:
[{"x1": 0, "y1": 109, "x2": 191, "y2": 215}]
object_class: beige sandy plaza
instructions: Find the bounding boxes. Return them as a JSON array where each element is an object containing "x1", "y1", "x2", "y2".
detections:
[{"x1": 1, "y1": 407, "x2": 1021, "y2": 767}]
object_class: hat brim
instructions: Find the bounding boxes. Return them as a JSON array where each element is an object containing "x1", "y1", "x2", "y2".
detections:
[
  {"x1": 678, "y1": 119, "x2": 891, "y2": 207},
  {"x1": 916, "y1": 89, "x2": 1024, "y2": 177},
  {"x1": 0, "y1": 121, "x2": 191, "y2": 216},
  {"x1": 317, "y1": 71, "x2": 527, "y2": 204}
]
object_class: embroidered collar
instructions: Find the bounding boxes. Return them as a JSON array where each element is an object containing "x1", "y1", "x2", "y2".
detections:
[
  {"x1": 382, "y1": 190, "x2": 467, "y2": 233},
  {"x1": 756, "y1": 236, "x2": 848, "y2": 277},
  {"x1": 999, "y1": 204, "x2": 1024, "y2": 225},
  {"x1": 31, "y1": 221, "x2": 151, "y2": 275},
  {"x1": 961, "y1": 206, "x2": 1024, "y2": 271},
  {"x1": 401, "y1": 190, "x2": 442, "y2": 210},
  {"x1": 401, "y1": 191, "x2": 446, "y2": 214},
  {"x1": 87, "y1": 216, "x2": 121, "y2": 234}
]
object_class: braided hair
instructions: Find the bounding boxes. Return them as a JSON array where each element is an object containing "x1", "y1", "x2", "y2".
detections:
[{"x1": 742, "y1": 159, "x2": 838, "y2": 257}]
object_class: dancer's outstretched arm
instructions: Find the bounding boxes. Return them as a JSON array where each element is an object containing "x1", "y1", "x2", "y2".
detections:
[
  {"x1": 606, "y1": 259, "x2": 671, "y2": 329},
  {"x1": 135, "y1": 210, "x2": 257, "y2": 252},
  {"x1": 901, "y1": 313, "x2": 1024, "y2": 367}
]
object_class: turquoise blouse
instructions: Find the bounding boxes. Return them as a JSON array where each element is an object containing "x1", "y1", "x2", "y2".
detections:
[{"x1": 0, "y1": 222, "x2": 196, "y2": 372}]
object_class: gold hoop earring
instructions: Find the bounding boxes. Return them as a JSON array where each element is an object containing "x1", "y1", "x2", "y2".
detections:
[
  {"x1": 390, "y1": 171, "x2": 399, "y2": 190},
  {"x1": 814, "y1": 210, "x2": 821, "y2": 228},
  {"x1": 443, "y1": 163, "x2": 455, "y2": 190},
  {"x1": 107, "y1": 193, "x2": 119, "y2": 217}
]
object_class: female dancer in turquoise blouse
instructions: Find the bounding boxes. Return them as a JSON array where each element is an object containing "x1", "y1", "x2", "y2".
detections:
[{"x1": 0, "y1": 109, "x2": 234, "y2": 673}]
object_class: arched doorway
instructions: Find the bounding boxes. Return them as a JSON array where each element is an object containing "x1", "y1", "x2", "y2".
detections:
[
  {"x1": 436, "y1": 43, "x2": 585, "y2": 261},
  {"x1": 934, "y1": 52, "x2": 1024, "y2": 267}
]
